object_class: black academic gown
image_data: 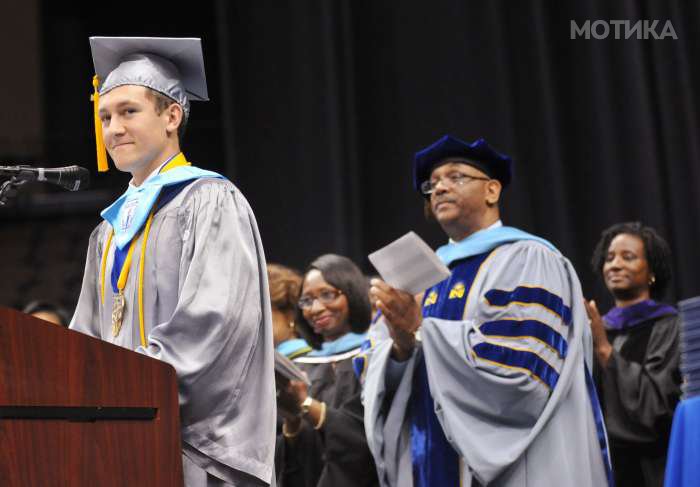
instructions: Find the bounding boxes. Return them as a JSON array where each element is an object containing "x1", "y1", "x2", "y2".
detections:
[
  {"x1": 595, "y1": 314, "x2": 681, "y2": 487},
  {"x1": 277, "y1": 357, "x2": 379, "y2": 487}
]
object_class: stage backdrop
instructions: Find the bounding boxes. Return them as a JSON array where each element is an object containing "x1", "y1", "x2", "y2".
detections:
[{"x1": 0, "y1": 0, "x2": 698, "y2": 313}]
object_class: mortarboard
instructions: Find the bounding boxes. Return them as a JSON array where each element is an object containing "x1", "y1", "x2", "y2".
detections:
[
  {"x1": 413, "y1": 135, "x2": 513, "y2": 194},
  {"x1": 89, "y1": 37, "x2": 208, "y2": 172}
]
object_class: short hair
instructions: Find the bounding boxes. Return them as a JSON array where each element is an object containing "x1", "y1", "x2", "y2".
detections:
[
  {"x1": 144, "y1": 88, "x2": 188, "y2": 141},
  {"x1": 267, "y1": 263, "x2": 303, "y2": 313},
  {"x1": 591, "y1": 222, "x2": 673, "y2": 300},
  {"x1": 297, "y1": 254, "x2": 371, "y2": 349},
  {"x1": 22, "y1": 300, "x2": 70, "y2": 327}
]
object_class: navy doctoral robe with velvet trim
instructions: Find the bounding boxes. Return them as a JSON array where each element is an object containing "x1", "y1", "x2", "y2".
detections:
[{"x1": 360, "y1": 239, "x2": 610, "y2": 487}]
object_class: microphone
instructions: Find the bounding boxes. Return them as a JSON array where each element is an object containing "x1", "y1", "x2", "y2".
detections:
[{"x1": 0, "y1": 165, "x2": 90, "y2": 191}]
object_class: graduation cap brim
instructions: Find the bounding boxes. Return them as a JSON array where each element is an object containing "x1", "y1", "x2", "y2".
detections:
[{"x1": 89, "y1": 36, "x2": 208, "y2": 101}]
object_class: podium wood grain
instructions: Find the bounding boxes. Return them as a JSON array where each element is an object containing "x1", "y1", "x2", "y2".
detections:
[{"x1": 0, "y1": 306, "x2": 183, "y2": 486}]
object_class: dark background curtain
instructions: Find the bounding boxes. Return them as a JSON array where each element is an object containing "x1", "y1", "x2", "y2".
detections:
[{"x1": 1, "y1": 0, "x2": 698, "y2": 315}]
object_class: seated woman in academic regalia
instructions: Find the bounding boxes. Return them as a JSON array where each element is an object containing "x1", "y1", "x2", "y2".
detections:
[
  {"x1": 275, "y1": 254, "x2": 378, "y2": 487},
  {"x1": 268, "y1": 263, "x2": 312, "y2": 359},
  {"x1": 584, "y1": 222, "x2": 681, "y2": 487}
]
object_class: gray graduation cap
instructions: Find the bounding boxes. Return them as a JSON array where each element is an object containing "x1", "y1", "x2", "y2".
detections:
[
  {"x1": 89, "y1": 37, "x2": 208, "y2": 172},
  {"x1": 90, "y1": 36, "x2": 209, "y2": 119}
]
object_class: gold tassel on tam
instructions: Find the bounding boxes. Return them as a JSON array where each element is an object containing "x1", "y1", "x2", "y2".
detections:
[{"x1": 92, "y1": 75, "x2": 109, "y2": 172}]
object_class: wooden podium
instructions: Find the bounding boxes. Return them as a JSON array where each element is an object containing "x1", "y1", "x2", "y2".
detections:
[{"x1": 0, "y1": 307, "x2": 183, "y2": 486}]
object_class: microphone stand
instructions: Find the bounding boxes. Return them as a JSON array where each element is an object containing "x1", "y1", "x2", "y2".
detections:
[{"x1": 0, "y1": 175, "x2": 29, "y2": 206}]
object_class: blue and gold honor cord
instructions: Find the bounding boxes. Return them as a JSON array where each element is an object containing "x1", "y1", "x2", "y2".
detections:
[{"x1": 99, "y1": 154, "x2": 191, "y2": 347}]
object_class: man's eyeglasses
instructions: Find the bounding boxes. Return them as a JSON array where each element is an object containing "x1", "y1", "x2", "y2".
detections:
[
  {"x1": 420, "y1": 173, "x2": 490, "y2": 195},
  {"x1": 298, "y1": 289, "x2": 343, "y2": 309}
]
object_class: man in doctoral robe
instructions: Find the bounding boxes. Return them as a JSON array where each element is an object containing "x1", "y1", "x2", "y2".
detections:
[
  {"x1": 362, "y1": 135, "x2": 612, "y2": 486},
  {"x1": 70, "y1": 37, "x2": 275, "y2": 486}
]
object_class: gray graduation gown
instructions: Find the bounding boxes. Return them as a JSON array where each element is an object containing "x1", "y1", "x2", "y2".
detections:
[
  {"x1": 361, "y1": 240, "x2": 609, "y2": 486},
  {"x1": 70, "y1": 178, "x2": 276, "y2": 486}
]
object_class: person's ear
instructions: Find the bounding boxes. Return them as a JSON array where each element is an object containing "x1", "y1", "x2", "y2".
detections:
[
  {"x1": 485, "y1": 179, "x2": 502, "y2": 206},
  {"x1": 165, "y1": 103, "x2": 183, "y2": 136}
]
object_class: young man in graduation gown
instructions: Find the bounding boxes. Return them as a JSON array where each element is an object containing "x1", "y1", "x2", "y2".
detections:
[
  {"x1": 69, "y1": 37, "x2": 275, "y2": 487},
  {"x1": 363, "y1": 135, "x2": 612, "y2": 486}
]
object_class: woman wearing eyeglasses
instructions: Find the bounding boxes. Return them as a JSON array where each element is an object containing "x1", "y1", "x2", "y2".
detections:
[{"x1": 276, "y1": 254, "x2": 378, "y2": 487}]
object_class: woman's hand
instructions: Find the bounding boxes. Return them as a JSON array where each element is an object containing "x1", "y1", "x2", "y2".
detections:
[
  {"x1": 277, "y1": 379, "x2": 308, "y2": 419},
  {"x1": 584, "y1": 299, "x2": 613, "y2": 367},
  {"x1": 278, "y1": 379, "x2": 327, "y2": 433}
]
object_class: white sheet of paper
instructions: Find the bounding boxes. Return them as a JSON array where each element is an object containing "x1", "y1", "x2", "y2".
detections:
[{"x1": 368, "y1": 231, "x2": 451, "y2": 295}]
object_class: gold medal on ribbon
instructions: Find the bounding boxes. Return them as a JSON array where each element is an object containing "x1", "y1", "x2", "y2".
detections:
[
  {"x1": 112, "y1": 291, "x2": 126, "y2": 337},
  {"x1": 98, "y1": 154, "x2": 190, "y2": 344}
]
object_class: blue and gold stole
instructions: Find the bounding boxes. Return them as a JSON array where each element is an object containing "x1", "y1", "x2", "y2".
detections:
[
  {"x1": 99, "y1": 153, "x2": 225, "y2": 345},
  {"x1": 411, "y1": 251, "x2": 492, "y2": 487},
  {"x1": 101, "y1": 153, "x2": 224, "y2": 251}
]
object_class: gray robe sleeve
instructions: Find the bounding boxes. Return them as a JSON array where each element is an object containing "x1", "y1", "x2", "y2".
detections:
[
  {"x1": 69, "y1": 223, "x2": 109, "y2": 337},
  {"x1": 362, "y1": 338, "x2": 417, "y2": 487},
  {"x1": 139, "y1": 182, "x2": 275, "y2": 484},
  {"x1": 421, "y1": 242, "x2": 603, "y2": 485}
]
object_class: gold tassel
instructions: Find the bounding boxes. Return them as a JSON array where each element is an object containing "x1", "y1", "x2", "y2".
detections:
[{"x1": 92, "y1": 75, "x2": 109, "y2": 172}]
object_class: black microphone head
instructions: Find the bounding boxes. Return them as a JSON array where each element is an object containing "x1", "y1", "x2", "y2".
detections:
[
  {"x1": 52, "y1": 165, "x2": 90, "y2": 191},
  {"x1": 0, "y1": 164, "x2": 91, "y2": 191},
  {"x1": 69, "y1": 166, "x2": 90, "y2": 191}
]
